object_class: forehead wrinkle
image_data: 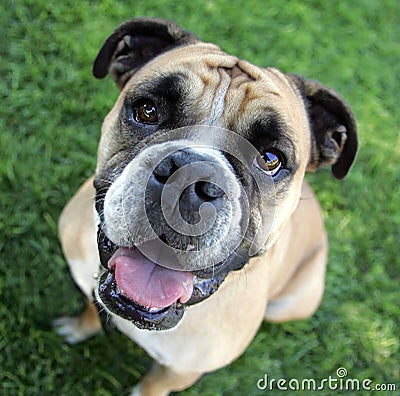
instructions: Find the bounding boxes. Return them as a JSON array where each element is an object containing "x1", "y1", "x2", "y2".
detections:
[
  {"x1": 195, "y1": 61, "x2": 277, "y2": 128},
  {"x1": 207, "y1": 68, "x2": 232, "y2": 127}
]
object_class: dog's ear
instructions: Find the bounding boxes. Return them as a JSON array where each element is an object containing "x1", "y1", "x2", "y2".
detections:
[
  {"x1": 288, "y1": 74, "x2": 358, "y2": 179},
  {"x1": 93, "y1": 18, "x2": 199, "y2": 89}
]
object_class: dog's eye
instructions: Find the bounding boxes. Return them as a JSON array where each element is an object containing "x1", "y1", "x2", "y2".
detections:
[
  {"x1": 254, "y1": 149, "x2": 284, "y2": 177},
  {"x1": 134, "y1": 99, "x2": 158, "y2": 124}
]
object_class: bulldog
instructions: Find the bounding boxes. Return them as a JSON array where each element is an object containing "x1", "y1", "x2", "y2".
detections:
[{"x1": 54, "y1": 17, "x2": 358, "y2": 395}]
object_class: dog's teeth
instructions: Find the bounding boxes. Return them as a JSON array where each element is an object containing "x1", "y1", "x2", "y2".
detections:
[
  {"x1": 147, "y1": 306, "x2": 162, "y2": 312},
  {"x1": 186, "y1": 244, "x2": 195, "y2": 251}
]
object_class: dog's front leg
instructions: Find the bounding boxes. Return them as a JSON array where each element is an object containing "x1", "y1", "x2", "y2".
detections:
[
  {"x1": 53, "y1": 299, "x2": 102, "y2": 344},
  {"x1": 132, "y1": 363, "x2": 202, "y2": 396}
]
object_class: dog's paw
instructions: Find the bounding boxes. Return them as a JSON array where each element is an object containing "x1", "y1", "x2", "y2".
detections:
[{"x1": 52, "y1": 316, "x2": 101, "y2": 344}]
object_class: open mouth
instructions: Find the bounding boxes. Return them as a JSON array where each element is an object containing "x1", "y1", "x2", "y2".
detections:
[
  {"x1": 98, "y1": 270, "x2": 187, "y2": 330},
  {"x1": 97, "y1": 227, "x2": 229, "y2": 330}
]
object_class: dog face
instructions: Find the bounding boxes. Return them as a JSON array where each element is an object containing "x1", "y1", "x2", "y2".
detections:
[{"x1": 93, "y1": 18, "x2": 357, "y2": 330}]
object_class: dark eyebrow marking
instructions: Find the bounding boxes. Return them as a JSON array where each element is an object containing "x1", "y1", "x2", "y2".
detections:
[
  {"x1": 130, "y1": 72, "x2": 189, "y2": 102},
  {"x1": 247, "y1": 112, "x2": 286, "y2": 148}
]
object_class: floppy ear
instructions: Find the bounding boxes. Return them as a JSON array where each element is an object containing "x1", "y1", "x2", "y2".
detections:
[
  {"x1": 288, "y1": 74, "x2": 358, "y2": 179},
  {"x1": 93, "y1": 17, "x2": 199, "y2": 90}
]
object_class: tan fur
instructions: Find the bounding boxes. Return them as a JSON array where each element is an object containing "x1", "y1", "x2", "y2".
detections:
[
  {"x1": 58, "y1": 177, "x2": 99, "y2": 298},
  {"x1": 58, "y1": 178, "x2": 326, "y2": 391},
  {"x1": 56, "y1": 22, "x2": 356, "y2": 394}
]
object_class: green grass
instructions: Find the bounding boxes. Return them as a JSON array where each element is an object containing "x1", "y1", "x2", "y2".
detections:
[{"x1": 1, "y1": 0, "x2": 399, "y2": 395}]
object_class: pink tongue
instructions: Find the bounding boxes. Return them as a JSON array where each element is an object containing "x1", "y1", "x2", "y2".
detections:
[{"x1": 109, "y1": 247, "x2": 194, "y2": 309}]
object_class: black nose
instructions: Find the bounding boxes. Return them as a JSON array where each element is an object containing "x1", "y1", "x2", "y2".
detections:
[
  {"x1": 150, "y1": 149, "x2": 225, "y2": 224},
  {"x1": 153, "y1": 150, "x2": 224, "y2": 201},
  {"x1": 194, "y1": 181, "x2": 224, "y2": 201}
]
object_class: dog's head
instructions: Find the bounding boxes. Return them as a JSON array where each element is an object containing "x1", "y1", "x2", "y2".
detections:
[{"x1": 93, "y1": 18, "x2": 358, "y2": 330}]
